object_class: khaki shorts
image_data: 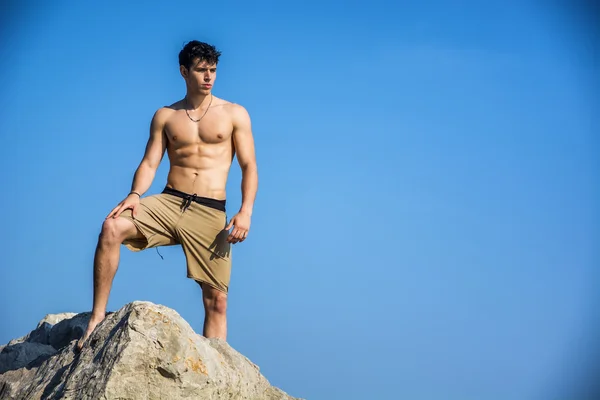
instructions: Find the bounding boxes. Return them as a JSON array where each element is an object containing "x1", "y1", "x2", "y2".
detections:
[{"x1": 118, "y1": 187, "x2": 232, "y2": 293}]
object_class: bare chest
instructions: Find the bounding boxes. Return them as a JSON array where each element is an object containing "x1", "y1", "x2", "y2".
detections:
[{"x1": 165, "y1": 110, "x2": 233, "y2": 146}]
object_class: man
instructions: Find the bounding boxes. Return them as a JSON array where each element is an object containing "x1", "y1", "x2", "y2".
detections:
[{"x1": 77, "y1": 40, "x2": 258, "y2": 350}]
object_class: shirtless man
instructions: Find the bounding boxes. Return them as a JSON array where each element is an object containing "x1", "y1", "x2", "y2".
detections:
[{"x1": 77, "y1": 40, "x2": 258, "y2": 350}]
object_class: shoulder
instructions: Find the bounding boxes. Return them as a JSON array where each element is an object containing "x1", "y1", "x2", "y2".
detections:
[
  {"x1": 211, "y1": 97, "x2": 251, "y2": 127},
  {"x1": 225, "y1": 103, "x2": 250, "y2": 125},
  {"x1": 151, "y1": 102, "x2": 179, "y2": 126},
  {"x1": 211, "y1": 97, "x2": 249, "y2": 118}
]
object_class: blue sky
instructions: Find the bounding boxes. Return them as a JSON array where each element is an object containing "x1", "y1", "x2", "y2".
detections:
[{"x1": 0, "y1": 1, "x2": 597, "y2": 399}]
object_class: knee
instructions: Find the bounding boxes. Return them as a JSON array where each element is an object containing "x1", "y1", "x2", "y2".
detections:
[
  {"x1": 99, "y1": 218, "x2": 125, "y2": 246},
  {"x1": 204, "y1": 289, "x2": 228, "y2": 315}
]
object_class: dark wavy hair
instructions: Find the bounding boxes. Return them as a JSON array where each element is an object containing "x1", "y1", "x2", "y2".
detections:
[{"x1": 178, "y1": 40, "x2": 221, "y2": 69}]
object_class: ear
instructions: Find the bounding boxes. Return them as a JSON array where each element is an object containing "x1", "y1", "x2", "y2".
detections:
[{"x1": 179, "y1": 65, "x2": 188, "y2": 79}]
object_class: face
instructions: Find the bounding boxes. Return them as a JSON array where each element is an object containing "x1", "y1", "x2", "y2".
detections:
[{"x1": 180, "y1": 58, "x2": 217, "y2": 95}]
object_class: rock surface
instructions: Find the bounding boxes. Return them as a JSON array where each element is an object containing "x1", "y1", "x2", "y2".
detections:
[{"x1": 0, "y1": 301, "x2": 301, "y2": 400}]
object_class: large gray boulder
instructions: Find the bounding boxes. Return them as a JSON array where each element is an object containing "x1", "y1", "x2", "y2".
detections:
[{"x1": 0, "y1": 301, "x2": 301, "y2": 400}]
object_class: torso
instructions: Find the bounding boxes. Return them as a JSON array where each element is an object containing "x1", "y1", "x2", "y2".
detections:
[{"x1": 161, "y1": 96, "x2": 236, "y2": 200}]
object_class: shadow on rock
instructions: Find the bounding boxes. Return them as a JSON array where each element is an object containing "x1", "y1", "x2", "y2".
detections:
[{"x1": 0, "y1": 312, "x2": 90, "y2": 374}]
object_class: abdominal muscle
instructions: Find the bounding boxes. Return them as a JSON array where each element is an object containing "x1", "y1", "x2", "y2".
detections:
[{"x1": 165, "y1": 148, "x2": 232, "y2": 201}]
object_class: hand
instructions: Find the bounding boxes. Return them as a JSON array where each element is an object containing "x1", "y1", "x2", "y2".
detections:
[
  {"x1": 225, "y1": 211, "x2": 251, "y2": 244},
  {"x1": 107, "y1": 193, "x2": 141, "y2": 219}
]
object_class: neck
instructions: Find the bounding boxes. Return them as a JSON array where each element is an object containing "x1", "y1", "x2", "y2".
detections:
[{"x1": 185, "y1": 92, "x2": 212, "y2": 109}]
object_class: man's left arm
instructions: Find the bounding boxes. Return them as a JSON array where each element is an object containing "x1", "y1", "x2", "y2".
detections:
[{"x1": 225, "y1": 104, "x2": 258, "y2": 244}]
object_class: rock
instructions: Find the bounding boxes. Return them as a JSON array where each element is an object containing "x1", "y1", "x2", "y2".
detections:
[
  {"x1": 0, "y1": 342, "x2": 57, "y2": 373},
  {"x1": 0, "y1": 301, "x2": 302, "y2": 400}
]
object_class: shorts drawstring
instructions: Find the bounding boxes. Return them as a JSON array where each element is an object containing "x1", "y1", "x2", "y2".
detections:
[
  {"x1": 180, "y1": 193, "x2": 198, "y2": 212},
  {"x1": 155, "y1": 193, "x2": 197, "y2": 261}
]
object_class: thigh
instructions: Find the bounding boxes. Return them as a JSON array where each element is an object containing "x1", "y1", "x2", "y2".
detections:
[
  {"x1": 118, "y1": 194, "x2": 181, "y2": 250},
  {"x1": 102, "y1": 213, "x2": 144, "y2": 241},
  {"x1": 112, "y1": 214, "x2": 145, "y2": 241},
  {"x1": 178, "y1": 205, "x2": 231, "y2": 293}
]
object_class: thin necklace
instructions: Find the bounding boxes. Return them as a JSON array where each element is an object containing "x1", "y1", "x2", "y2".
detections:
[{"x1": 185, "y1": 93, "x2": 212, "y2": 123}]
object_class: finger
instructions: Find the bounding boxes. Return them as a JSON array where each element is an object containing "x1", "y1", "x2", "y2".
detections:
[
  {"x1": 228, "y1": 229, "x2": 239, "y2": 243},
  {"x1": 231, "y1": 228, "x2": 244, "y2": 243},
  {"x1": 113, "y1": 205, "x2": 126, "y2": 218},
  {"x1": 234, "y1": 229, "x2": 245, "y2": 243},
  {"x1": 132, "y1": 204, "x2": 138, "y2": 219},
  {"x1": 106, "y1": 206, "x2": 119, "y2": 219},
  {"x1": 225, "y1": 218, "x2": 234, "y2": 231}
]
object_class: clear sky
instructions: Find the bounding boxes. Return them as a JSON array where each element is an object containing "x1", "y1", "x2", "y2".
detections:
[{"x1": 0, "y1": 1, "x2": 597, "y2": 399}]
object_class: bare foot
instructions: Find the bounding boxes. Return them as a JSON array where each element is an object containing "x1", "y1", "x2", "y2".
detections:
[{"x1": 76, "y1": 314, "x2": 105, "y2": 351}]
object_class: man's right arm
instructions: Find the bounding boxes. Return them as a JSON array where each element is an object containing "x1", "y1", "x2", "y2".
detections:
[
  {"x1": 129, "y1": 108, "x2": 169, "y2": 196},
  {"x1": 107, "y1": 108, "x2": 168, "y2": 219}
]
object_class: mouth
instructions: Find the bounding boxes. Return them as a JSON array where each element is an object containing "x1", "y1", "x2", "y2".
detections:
[{"x1": 201, "y1": 84, "x2": 212, "y2": 89}]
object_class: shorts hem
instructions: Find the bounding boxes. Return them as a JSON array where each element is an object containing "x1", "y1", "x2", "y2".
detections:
[
  {"x1": 119, "y1": 214, "x2": 151, "y2": 252},
  {"x1": 189, "y1": 276, "x2": 228, "y2": 294}
]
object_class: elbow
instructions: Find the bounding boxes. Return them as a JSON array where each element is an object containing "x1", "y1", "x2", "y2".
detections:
[
  {"x1": 240, "y1": 160, "x2": 257, "y2": 173},
  {"x1": 139, "y1": 159, "x2": 159, "y2": 173}
]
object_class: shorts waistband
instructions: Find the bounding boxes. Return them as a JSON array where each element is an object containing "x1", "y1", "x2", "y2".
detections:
[{"x1": 162, "y1": 187, "x2": 226, "y2": 212}]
